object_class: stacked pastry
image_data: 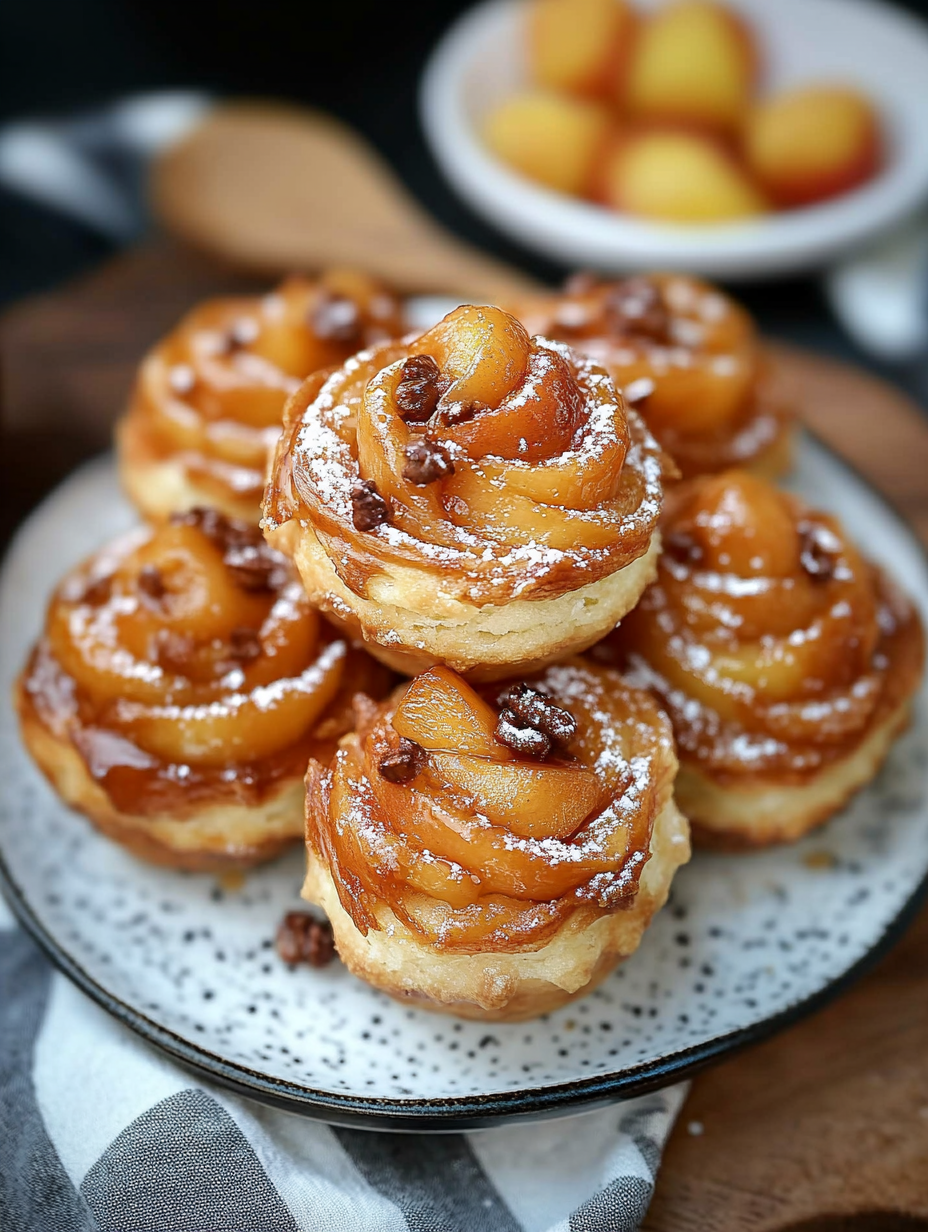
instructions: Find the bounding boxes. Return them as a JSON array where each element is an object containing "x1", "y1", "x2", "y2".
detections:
[
  {"x1": 263, "y1": 301, "x2": 686, "y2": 1017},
  {"x1": 17, "y1": 270, "x2": 924, "y2": 1022}
]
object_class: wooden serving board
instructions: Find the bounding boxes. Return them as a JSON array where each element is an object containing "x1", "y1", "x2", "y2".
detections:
[{"x1": 2, "y1": 242, "x2": 928, "y2": 1230}]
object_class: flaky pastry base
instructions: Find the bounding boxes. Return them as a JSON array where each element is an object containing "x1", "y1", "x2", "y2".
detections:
[
  {"x1": 302, "y1": 795, "x2": 690, "y2": 1021},
  {"x1": 18, "y1": 684, "x2": 304, "y2": 872},
  {"x1": 268, "y1": 519, "x2": 661, "y2": 682},
  {"x1": 681, "y1": 695, "x2": 916, "y2": 850}
]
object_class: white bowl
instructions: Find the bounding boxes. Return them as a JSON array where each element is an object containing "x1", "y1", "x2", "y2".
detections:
[{"x1": 421, "y1": 0, "x2": 928, "y2": 280}]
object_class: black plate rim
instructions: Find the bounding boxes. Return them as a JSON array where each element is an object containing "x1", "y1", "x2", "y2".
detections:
[{"x1": 1, "y1": 432, "x2": 927, "y2": 1131}]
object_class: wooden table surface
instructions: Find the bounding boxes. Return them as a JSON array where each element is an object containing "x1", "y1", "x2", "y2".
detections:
[{"x1": 2, "y1": 243, "x2": 927, "y2": 1231}]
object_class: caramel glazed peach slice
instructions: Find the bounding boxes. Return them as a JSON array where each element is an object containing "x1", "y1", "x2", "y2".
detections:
[
  {"x1": 303, "y1": 660, "x2": 690, "y2": 1021},
  {"x1": 264, "y1": 305, "x2": 667, "y2": 680}
]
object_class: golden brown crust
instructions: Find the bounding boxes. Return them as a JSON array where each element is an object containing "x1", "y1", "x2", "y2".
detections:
[
  {"x1": 264, "y1": 305, "x2": 667, "y2": 679},
  {"x1": 118, "y1": 272, "x2": 404, "y2": 524},
  {"x1": 681, "y1": 697, "x2": 916, "y2": 849},
  {"x1": 272, "y1": 517, "x2": 661, "y2": 681},
  {"x1": 117, "y1": 414, "x2": 265, "y2": 524}
]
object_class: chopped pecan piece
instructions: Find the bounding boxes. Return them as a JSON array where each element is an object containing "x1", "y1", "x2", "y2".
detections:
[
  {"x1": 431, "y1": 398, "x2": 487, "y2": 430},
  {"x1": 220, "y1": 317, "x2": 260, "y2": 353},
  {"x1": 664, "y1": 529, "x2": 703, "y2": 565},
  {"x1": 227, "y1": 626, "x2": 262, "y2": 662},
  {"x1": 275, "y1": 912, "x2": 336, "y2": 967},
  {"x1": 172, "y1": 509, "x2": 288, "y2": 590},
  {"x1": 402, "y1": 438, "x2": 454, "y2": 486},
  {"x1": 78, "y1": 573, "x2": 113, "y2": 606},
  {"x1": 378, "y1": 737, "x2": 427, "y2": 784},
  {"x1": 799, "y1": 524, "x2": 837, "y2": 581},
  {"x1": 171, "y1": 506, "x2": 228, "y2": 543},
  {"x1": 494, "y1": 710, "x2": 551, "y2": 759},
  {"x1": 605, "y1": 277, "x2": 669, "y2": 343},
  {"x1": 224, "y1": 543, "x2": 279, "y2": 592},
  {"x1": 149, "y1": 627, "x2": 195, "y2": 673},
  {"x1": 350, "y1": 479, "x2": 391, "y2": 531},
  {"x1": 137, "y1": 564, "x2": 166, "y2": 604},
  {"x1": 500, "y1": 683, "x2": 577, "y2": 747},
  {"x1": 395, "y1": 354, "x2": 443, "y2": 422},
  {"x1": 311, "y1": 292, "x2": 362, "y2": 344}
]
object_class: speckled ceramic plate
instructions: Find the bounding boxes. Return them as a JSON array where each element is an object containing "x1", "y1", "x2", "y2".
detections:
[{"x1": 1, "y1": 436, "x2": 927, "y2": 1130}]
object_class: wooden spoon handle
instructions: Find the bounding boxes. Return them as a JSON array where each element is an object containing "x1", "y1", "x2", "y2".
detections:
[{"x1": 152, "y1": 102, "x2": 542, "y2": 303}]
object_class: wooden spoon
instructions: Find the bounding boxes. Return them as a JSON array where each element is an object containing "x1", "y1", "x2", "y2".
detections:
[{"x1": 152, "y1": 102, "x2": 539, "y2": 303}]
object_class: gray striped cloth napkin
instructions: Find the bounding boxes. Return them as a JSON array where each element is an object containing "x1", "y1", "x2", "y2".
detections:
[{"x1": 1, "y1": 897, "x2": 687, "y2": 1232}]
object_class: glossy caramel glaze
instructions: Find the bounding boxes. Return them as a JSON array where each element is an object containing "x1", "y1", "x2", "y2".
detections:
[
  {"x1": 18, "y1": 510, "x2": 393, "y2": 819},
  {"x1": 596, "y1": 471, "x2": 925, "y2": 786},
  {"x1": 265, "y1": 304, "x2": 667, "y2": 607},
  {"x1": 510, "y1": 273, "x2": 793, "y2": 479},
  {"x1": 118, "y1": 271, "x2": 405, "y2": 522},
  {"x1": 306, "y1": 659, "x2": 679, "y2": 953}
]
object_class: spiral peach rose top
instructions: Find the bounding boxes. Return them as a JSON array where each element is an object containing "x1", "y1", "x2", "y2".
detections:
[{"x1": 307, "y1": 660, "x2": 683, "y2": 953}]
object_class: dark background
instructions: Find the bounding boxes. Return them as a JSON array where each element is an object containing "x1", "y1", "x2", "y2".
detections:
[{"x1": 1, "y1": 0, "x2": 927, "y2": 452}]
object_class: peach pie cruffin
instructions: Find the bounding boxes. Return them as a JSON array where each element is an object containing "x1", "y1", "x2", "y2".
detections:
[
  {"x1": 264, "y1": 304, "x2": 668, "y2": 680},
  {"x1": 17, "y1": 509, "x2": 392, "y2": 872},
  {"x1": 596, "y1": 471, "x2": 925, "y2": 848},
  {"x1": 16, "y1": 269, "x2": 924, "y2": 1020},
  {"x1": 303, "y1": 661, "x2": 688, "y2": 1020}
]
